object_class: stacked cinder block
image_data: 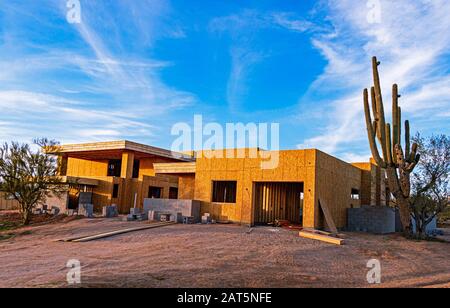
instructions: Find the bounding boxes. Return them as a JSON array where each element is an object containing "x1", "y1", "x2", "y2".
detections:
[
  {"x1": 78, "y1": 204, "x2": 94, "y2": 218},
  {"x1": 102, "y1": 205, "x2": 119, "y2": 218},
  {"x1": 143, "y1": 199, "x2": 201, "y2": 223},
  {"x1": 126, "y1": 208, "x2": 147, "y2": 221},
  {"x1": 347, "y1": 206, "x2": 396, "y2": 234}
]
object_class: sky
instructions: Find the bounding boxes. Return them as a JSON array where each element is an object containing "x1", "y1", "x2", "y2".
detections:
[{"x1": 0, "y1": 0, "x2": 449, "y2": 162}]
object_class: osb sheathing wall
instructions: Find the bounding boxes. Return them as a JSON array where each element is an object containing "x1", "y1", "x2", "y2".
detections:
[
  {"x1": 351, "y1": 162, "x2": 372, "y2": 206},
  {"x1": 178, "y1": 174, "x2": 196, "y2": 200},
  {"x1": 64, "y1": 156, "x2": 180, "y2": 213},
  {"x1": 66, "y1": 157, "x2": 108, "y2": 177},
  {"x1": 314, "y1": 151, "x2": 362, "y2": 229},
  {"x1": 89, "y1": 175, "x2": 178, "y2": 213},
  {"x1": 194, "y1": 149, "x2": 365, "y2": 228},
  {"x1": 138, "y1": 157, "x2": 181, "y2": 178},
  {"x1": 65, "y1": 156, "x2": 178, "y2": 179},
  {"x1": 194, "y1": 149, "x2": 318, "y2": 227}
]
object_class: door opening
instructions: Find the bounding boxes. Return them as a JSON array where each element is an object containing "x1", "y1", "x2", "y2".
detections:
[{"x1": 253, "y1": 182, "x2": 304, "y2": 225}]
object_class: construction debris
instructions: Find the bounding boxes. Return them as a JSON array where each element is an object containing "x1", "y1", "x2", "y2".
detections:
[
  {"x1": 126, "y1": 208, "x2": 147, "y2": 221},
  {"x1": 299, "y1": 230, "x2": 344, "y2": 246},
  {"x1": 303, "y1": 228, "x2": 346, "y2": 239},
  {"x1": 183, "y1": 216, "x2": 195, "y2": 224},
  {"x1": 202, "y1": 213, "x2": 212, "y2": 224},
  {"x1": 319, "y1": 199, "x2": 338, "y2": 235}
]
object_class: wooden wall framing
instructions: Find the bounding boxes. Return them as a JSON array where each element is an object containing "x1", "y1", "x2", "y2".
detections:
[{"x1": 253, "y1": 182, "x2": 304, "y2": 224}]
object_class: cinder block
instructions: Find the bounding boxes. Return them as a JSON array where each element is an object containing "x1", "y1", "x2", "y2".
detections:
[
  {"x1": 50, "y1": 207, "x2": 60, "y2": 216},
  {"x1": 78, "y1": 204, "x2": 94, "y2": 218},
  {"x1": 347, "y1": 206, "x2": 395, "y2": 234},
  {"x1": 130, "y1": 208, "x2": 142, "y2": 215},
  {"x1": 103, "y1": 205, "x2": 119, "y2": 218},
  {"x1": 183, "y1": 216, "x2": 194, "y2": 224}
]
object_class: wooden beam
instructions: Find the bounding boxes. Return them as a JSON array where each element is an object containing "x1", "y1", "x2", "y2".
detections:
[
  {"x1": 153, "y1": 162, "x2": 196, "y2": 174},
  {"x1": 299, "y1": 231, "x2": 344, "y2": 245},
  {"x1": 319, "y1": 199, "x2": 338, "y2": 235},
  {"x1": 58, "y1": 222, "x2": 176, "y2": 243}
]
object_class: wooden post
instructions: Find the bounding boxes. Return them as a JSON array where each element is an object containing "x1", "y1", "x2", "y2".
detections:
[{"x1": 120, "y1": 151, "x2": 135, "y2": 179}]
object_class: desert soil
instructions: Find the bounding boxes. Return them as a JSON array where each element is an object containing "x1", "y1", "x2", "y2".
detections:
[{"x1": 0, "y1": 212, "x2": 449, "y2": 288}]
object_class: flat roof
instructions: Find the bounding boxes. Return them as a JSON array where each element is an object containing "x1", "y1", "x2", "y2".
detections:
[{"x1": 53, "y1": 140, "x2": 194, "y2": 162}]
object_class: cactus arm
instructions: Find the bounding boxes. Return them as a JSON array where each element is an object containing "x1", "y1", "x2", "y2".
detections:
[
  {"x1": 385, "y1": 124, "x2": 393, "y2": 165},
  {"x1": 395, "y1": 144, "x2": 411, "y2": 197},
  {"x1": 409, "y1": 143, "x2": 418, "y2": 163},
  {"x1": 406, "y1": 143, "x2": 420, "y2": 172},
  {"x1": 364, "y1": 89, "x2": 386, "y2": 168},
  {"x1": 371, "y1": 87, "x2": 380, "y2": 139},
  {"x1": 398, "y1": 106, "x2": 402, "y2": 147},
  {"x1": 392, "y1": 85, "x2": 403, "y2": 166},
  {"x1": 392, "y1": 84, "x2": 399, "y2": 155},
  {"x1": 372, "y1": 57, "x2": 389, "y2": 162},
  {"x1": 405, "y1": 120, "x2": 411, "y2": 160}
]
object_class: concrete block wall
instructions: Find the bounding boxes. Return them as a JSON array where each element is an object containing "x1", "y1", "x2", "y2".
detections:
[
  {"x1": 347, "y1": 206, "x2": 396, "y2": 234},
  {"x1": 143, "y1": 199, "x2": 201, "y2": 223}
]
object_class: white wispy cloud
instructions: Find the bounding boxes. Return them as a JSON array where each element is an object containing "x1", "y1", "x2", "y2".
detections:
[
  {"x1": 0, "y1": 90, "x2": 154, "y2": 143},
  {"x1": 0, "y1": 0, "x2": 196, "y2": 144},
  {"x1": 210, "y1": 10, "x2": 318, "y2": 113},
  {"x1": 298, "y1": 0, "x2": 450, "y2": 161},
  {"x1": 270, "y1": 12, "x2": 319, "y2": 33},
  {"x1": 227, "y1": 48, "x2": 265, "y2": 113}
]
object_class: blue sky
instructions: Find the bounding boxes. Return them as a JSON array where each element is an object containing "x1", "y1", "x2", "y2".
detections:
[{"x1": 0, "y1": 0, "x2": 449, "y2": 162}]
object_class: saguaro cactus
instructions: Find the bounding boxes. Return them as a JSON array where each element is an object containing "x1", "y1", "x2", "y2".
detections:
[{"x1": 363, "y1": 56, "x2": 420, "y2": 232}]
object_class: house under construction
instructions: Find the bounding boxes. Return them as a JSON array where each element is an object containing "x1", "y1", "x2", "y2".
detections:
[{"x1": 1, "y1": 140, "x2": 388, "y2": 229}]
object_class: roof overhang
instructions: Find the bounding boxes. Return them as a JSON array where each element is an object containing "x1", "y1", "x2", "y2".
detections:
[{"x1": 49, "y1": 140, "x2": 194, "y2": 162}]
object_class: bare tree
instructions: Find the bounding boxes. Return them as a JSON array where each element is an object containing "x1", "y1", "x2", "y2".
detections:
[
  {"x1": 0, "y1": 139, "x2": 62, "y2": 225},
  {"x1": 410, "y1": 134, "x2": 450, "y2": 239}
]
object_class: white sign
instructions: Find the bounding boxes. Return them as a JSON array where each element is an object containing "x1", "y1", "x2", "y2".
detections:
[
  {"x1": 366, "y1": 259, "x2": 381, "y2": 284},
  {"x1": 66, "y1": 259, "x2": 81, "y2": 285},
  {"x1": 67, "y1": 0, "x2": 82, "y2": 24}
]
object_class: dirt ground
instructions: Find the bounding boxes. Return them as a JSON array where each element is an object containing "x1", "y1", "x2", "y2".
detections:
[{"x1": 0, "y1": 212, "x2": 449, "y2": 288}]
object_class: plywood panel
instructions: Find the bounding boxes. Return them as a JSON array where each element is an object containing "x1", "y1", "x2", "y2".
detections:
[
  {"x1": 66, "y1": 157, "x2": 108, "y2": 177},
  {"x1": 178, "y1": 174, "x2": 196, "y2": 200}
]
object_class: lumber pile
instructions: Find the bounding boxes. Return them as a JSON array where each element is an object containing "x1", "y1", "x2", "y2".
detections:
[{"x1": 298, "y1": 198, "x2": 345, "y2": 245}]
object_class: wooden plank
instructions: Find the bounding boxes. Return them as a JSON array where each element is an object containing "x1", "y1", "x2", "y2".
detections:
[
  {"x1": 73, "y1": 222, "x2": 175, "y2": 242},
  {"x1": 153, "y1": 162, "x2": 196, "y2": 174},
  {"x1": 58, "y1": 222, "x2": 175, "y2": 243},
  {"x1": 299, "y1": 231, "x2": 344, "y2": 245},
  {"x1": 302, "y1": 228, "x2": 346, "y2": 239},
  {"x1": 56, "y1": 221, "x2": 172, "y2": 242},
  {"x1": 319, "y1": 199, "x2": 338, "y2": 235}
]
